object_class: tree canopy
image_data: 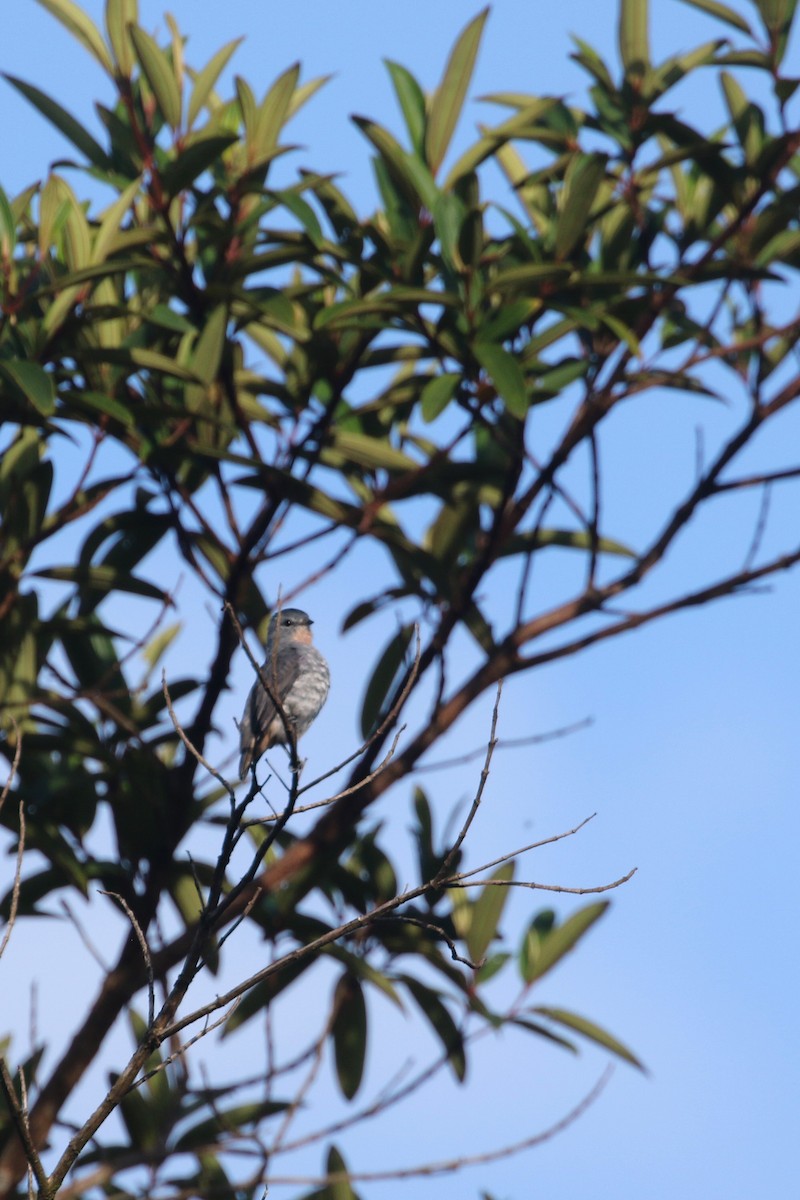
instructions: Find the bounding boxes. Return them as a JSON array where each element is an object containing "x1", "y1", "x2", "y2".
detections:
[{"x1": 1, "y1": 0, "x2": 800, "y2": 1196}]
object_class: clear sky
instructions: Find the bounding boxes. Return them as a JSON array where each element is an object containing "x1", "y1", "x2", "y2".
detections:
[{"x1": 2, "y1": 2, "x2": 799, "y2": 1199}]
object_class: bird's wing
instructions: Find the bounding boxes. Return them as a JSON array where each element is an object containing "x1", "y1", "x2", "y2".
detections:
[{"x1": 238, "y1": 645, "x2": 303, "y2": 776}]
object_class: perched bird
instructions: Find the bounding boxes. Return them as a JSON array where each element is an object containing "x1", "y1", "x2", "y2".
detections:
[{"x1": 238, "y1": 608, "x2": 330, "y2": 779}]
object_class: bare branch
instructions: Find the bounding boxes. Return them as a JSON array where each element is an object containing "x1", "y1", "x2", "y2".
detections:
[
  {"x1": 0, "y1": 721, "x2": 21, "y2": 821},
  {"x1": 0, "y1": 797, "x2": 25, "y2": 963},
  {"x1": 410, "y1": 716, "x2": 593, "y2": 775},
  {"x1": 99, "y1": 892, "x2": 155, "y2": 1029},
  {"x1": 0, "y1": 1060, "x2": 48, "y2": 1197},
  {"x1": 267, "y1": 1066, "x2": 613, "y2": 1185},
  {"x1": 163, "y1": 671, "x2": 236, "y2": 803},
  {"x1": 448, "y1": 867, "x2": 637, "y2": 895},
  {"x1": 436, "y1": 681, "x2": 502, "y2": 882}
]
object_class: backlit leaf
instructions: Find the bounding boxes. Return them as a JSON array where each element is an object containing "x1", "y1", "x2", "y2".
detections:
[{"x1": 426, "y1": 8, "x2": 489, "y2": 174}]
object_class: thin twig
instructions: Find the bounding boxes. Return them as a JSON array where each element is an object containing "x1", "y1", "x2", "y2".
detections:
[
  {"x1": 129, "y1": 1001, "x2": 241, "y2": 1093},
  {"x1": 163, "y1": 671, "x2": 236, "y2": 803},
  {"x1": 99, "y1": 892, "x2": 155, "y2": 1029},
  {"x1": 0, "y1": 718, "x2": 21, "y2": 820},
  {"x1": 411, "y1": 717, "x2": 592, "y2": 775},
  {"x1": 372, "y1": 914, "x2": 481, "y2": 968},
  {"x1": 0, "y1": 797, "x2": 25, "y2": 962},
  {"x1": 742, "y1": 483, "x2": 772, "y2": 573},
  {"x1": 297, "y1": 624, "x2": 422, "y2": 797},
  {"x1": 267, "y1": 1066, "x2": 613, "y2": 1184},
  {"x1": 435, "y1": 682, "x2": 502, "y2": 883},
  {"x1": 161, "y1": 814, "x2": 607, "y2": 1042},
  {"x1": 449, "y1": 816, "x2": 598, "y2": 887},
  {"x1": 448, "y1": 867, "x2": 637, "y2": 895},
  {"x1": 58, "y1": 900, "x2": 110, "y2": 973},
  {"x1": 0, "y1": 1059, "x2": 49, "y2": 1196}
]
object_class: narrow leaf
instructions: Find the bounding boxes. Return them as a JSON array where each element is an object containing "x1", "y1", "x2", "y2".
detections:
[
  {"x1": 187, "y1": 37, "x2": 243, "y2": 128},
  {"x1": 360, "y1": 624, "x2": 413, "y2": 738},
  {"x1": 402, "y1": 976, "x2": 466, "y2": 1081},
  {"x1": 466, "y1": 863, "x2": 515, "y2": 962},
  {"x1": 161, "y1": 134, "x2": 237, "y2": 195},
  {"x1": 473, "y1": 342, "x2": 528, "y2": 417},
  {"x1": 34, "y1": 565, "x2": 167, "y2": 601},
  {"x1": 105, "y1": 0, "x2": 138, "y2": 75},
  {"x1": 3, "y1": 75, "x2": 111, "y2": 170},
  {"x1": 674, "y1": 0, "x2": 753, "y2": 34},
  {"x1": 426, "y1": 8, "x2": 489, "y2": 174},
  {"x1": 534, "y1": 1006, "x2": 646, "y2": 1070},
  {"x1": 619, "y1": 0, "x2": 650, "y2": 76},
  {"x1": 555, "y1": 152, "x2": 608, "y2": 261},
  {"x1": 385, "y1": 60, "x2": 427, "y2": 157},
  {"x1": 33, "y1": 0, "x2": 114, "y2": 74},
  {"x1": 253, "y1": 63, "x2": 299, "y2": 161},
  {"x1": 421, "y1": 372, "x2": 460, "y2": 422},
  {"x1": 520, "y1": 901, "x2": 609, "y2": 985},
  {"x1": 191, "y1": 306, "x2": 228, "y2": 385},
  {"x1": 129, "y1": 24, "x2": 182, "y2": 129},
  {"x1": 0, "y1": 361, "x2": 56, "y2": 416},
  {"x1": 353, "y1": 116, "x2": 438, "y2": 210},
  {"x1": 331, "y1": 975, "x2": 367, "y2": 1101}
]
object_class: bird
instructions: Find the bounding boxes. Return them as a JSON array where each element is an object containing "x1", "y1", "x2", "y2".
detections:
[{"x1": 238, "y1": 607, "x2": 330, "y2": 779}]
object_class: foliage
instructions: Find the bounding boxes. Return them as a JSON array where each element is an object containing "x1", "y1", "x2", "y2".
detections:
[{"x1": 1, "y1": 0, "x2": 800, "y2": 1196}]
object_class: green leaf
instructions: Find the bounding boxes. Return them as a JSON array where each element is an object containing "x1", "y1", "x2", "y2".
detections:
[
  {"x1": 385, "y1": 60, "x2": 427, "y2": 157},
  {"x1": 360, "y1": 624, "x2": 414, "y2": 738},
  {"x1": 331, "y1": 430, "x2": 418, "y2": 472},
  {"x1": 34, "y1": 565, "x2": 167, "y2": 602},
  {"x1": 555, "y1": 152, "x2": 608, "y2": 261},
  {"x1": 353, "y1": 116, "x2": 438, "y2": 210},
  {"x1": 0, "y1": 186, "x2": 15, "y2": 259},
  {"x1": 402, "y1": 976, "x2": 466, "y2": 1081},
  {"x1": 421, "y1": 372, "x2": 461, "y2": 422},
  {"x1": 191, "y1": 306, "x2": 228, "y2": 385},
  {"x1": 675, "y1": 0, "x2": 753, "y2": 34},
  {"x1": 465, "y1": 863, "x2": 515, "y2": 962},
  {"x1": 433, "y1": 191, "x2": 466, "y2": 271},
  {"x1": 0, "y1": 360, "x2": 56, "y2": 415},
  {"x1": 174, "y1": 1100, "x2": 289, "y2": 1151},
  {"x1": 105, "y1": 0, "x2": 138, "y2": 75},
  {"x1": 252, "y1": 63, "x2": 299, "y2": 162},
  {"x1": 3, "y1": 76, "x2": 111, "y2": 171},
  {"x1": 426, "y1": 8, "x2": 489, "y2": 174},
  {"x1": 92, "y1": 178, "x2": 141, "y2": 263},
  {"x1": 141, "y1": 622, "x2": 181, "y2": 670},
  {"x1": 187, "y1": 37, "x2": 243, "y2": 128},
  {"x1": 520, "y1": 901, "x2": 609, "y2": 985},
  {"x1": 322, "y1": 1145, "x2": 359, "y2": 1200},
  {"x1": 33, "y1": 0, "x2": 114, "y2": 74},
  {"x1": 161, "y1": 134, "x2": 238, "y2": 195},
  {"x1": 224, "y1": 958, "x2": 315, "y2": 1033},
  {"x1": 129, "y1": 24, "x2": 182, "y2": 129},
  {"x1": 501, "y1": 528, "x2": 636, "y2": 559},
  {"x1": 331, "y1": 974, "x2": 367, "y2": 1101},
  {"x1": 533, "y1": 1007, "x2": 646, "y2": 1070},
  {"x1": 619, "y1": 0, "x2": 650, "y2": 77},
  {"x1": 473, "y1": 342, "x2": 528, "y2": 417}
]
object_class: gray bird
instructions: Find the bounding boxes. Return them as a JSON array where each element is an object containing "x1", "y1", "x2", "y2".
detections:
[{"x1": 238, "y1": 608, "x2": 330, "y2": 779}]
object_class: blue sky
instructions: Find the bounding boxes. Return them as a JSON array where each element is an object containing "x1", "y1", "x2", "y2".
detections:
[{"x1": 2, "y1": 2, "x2": 800, "y2": 1198}]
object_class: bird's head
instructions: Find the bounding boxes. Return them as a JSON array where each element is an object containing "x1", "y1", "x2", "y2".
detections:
[{"x1": 267, "y1": 607, "x2": 314, "y2": 645}]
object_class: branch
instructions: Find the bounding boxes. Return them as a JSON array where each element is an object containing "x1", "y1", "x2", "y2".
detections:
[
  {"x1": 0, "y1": 1060, "x2": 48, "y2": 1197},
  {"x1": 435, "y1": 681, "x2": 502, "y2": 882},
  {"x1": 266, "y1": 1066, "x2": 613, "y2": 1185},
  {"x1": 448, "y1": 867, "x2": 637, "y2": 895},
  {"x1": 98, "y1": 892, "x2": 155, "y2": 1029},
  {"x1": 0, "y1": 798, "x2": 25, "y2": 963}
]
